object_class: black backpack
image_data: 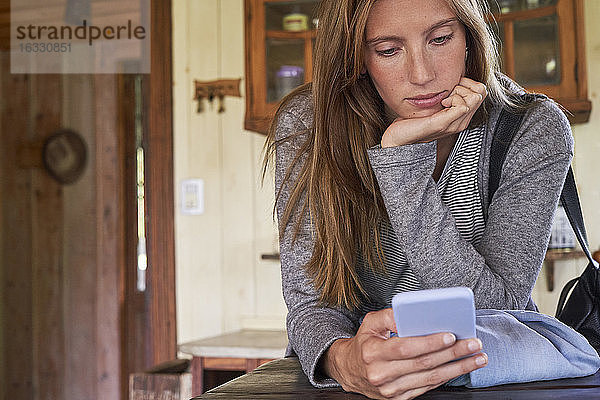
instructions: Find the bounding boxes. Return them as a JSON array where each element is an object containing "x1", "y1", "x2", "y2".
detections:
[{"x1": 489, "y1": 100, "x2": 600, "y2": 353}]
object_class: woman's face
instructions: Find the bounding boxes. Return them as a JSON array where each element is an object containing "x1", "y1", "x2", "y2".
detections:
[{"x1": 364, "y1": 0, "x2": 467, "y2": 119}]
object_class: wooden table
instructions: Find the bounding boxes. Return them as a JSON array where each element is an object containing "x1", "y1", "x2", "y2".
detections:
[
  {"x1": 194, "y1": 356, "x2": 600, "y2": 399},
  {"x1": 179, "y1": 329, "x2": 288, "y2": 396}
]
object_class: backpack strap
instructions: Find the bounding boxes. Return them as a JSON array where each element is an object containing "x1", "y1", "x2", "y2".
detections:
[
  {"x1": 487, "y1": 107, "x2": 525, "y2": 203},
  {"x1": 488, "y1": 93, "x2": 543, "y2": 202},
  {"x1": 488, "y1": 96, "x2": 598, "y2": 269},
  {"x1": 560, "y1": 168, "x2": 598, "y2": 268}
]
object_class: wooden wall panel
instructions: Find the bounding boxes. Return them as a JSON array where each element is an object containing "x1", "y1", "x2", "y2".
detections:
[
  {"x1": 95, "y1": 74, "x2": 122, "y2": 400},
  {"x1": 0, "y1": 61, "x2": 125, "y2": 400},
  {"x1": 147, "y1": 0, "x2": 177, "y2": 366},
  {"x1": 174, "y1": 0, "x2": 287, "y2": 343},
  {"x1": 176, "y1": 0, "x2": 225, "y2": 343},
  {"x1": 221, "y1": 0, "x2": 255, "y2": 333},
  {"x1": 30, "y1": 73, "x2": 65, "y2": 400},
  {"x1": 0, "y1": 52, "x2": 33, "y2": 400},
  {"x1": 0, "y1": 46, "x2": 3, "y2": 398},
  {"x1": 0, "y1": 1, "x2": 174, "y2": 398},
  {"x1": 0, "y1": 1, "x2": 8, "y2": 51},
  {"x1": 62, "y1": 74, "x2": 98, "y2": 400}
]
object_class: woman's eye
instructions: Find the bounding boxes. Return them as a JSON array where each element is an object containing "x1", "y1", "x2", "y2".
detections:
[
  {"x1": 431, "y1": 34, "x2": 453, "y2": 45},
  {"x1": 376, "y1": 48, "x2": 398, "y2": 57}
]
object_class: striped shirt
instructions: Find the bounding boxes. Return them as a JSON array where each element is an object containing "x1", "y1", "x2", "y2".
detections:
[{"x1": 358, "y1": 126, "x2": 486, "y2": 313}]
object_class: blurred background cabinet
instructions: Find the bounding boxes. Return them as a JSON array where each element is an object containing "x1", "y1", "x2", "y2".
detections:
[
  {"x1": 486, "y1": 0, "x2": 590, "y2": 123},
  {"x1": 244, "y1": 0, "x2": 319, "y2": 133},
  {"x1": 244, "y1": 0, "x2": 590, "y2": 135}
]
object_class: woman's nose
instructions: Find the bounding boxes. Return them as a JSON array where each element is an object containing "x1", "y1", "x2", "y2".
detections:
[{"x1": 408, "y1": 49, "x2": 435, "y2": 85}]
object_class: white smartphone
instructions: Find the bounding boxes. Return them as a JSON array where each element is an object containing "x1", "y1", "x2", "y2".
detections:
[{"x1": 391, "y1": 287, "x2": 476, "y2": 339}]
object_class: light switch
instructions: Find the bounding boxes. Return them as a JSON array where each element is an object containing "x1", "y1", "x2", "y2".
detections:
[{"x1": 181, "y1": 179, "x2": 204, "y2": 215}]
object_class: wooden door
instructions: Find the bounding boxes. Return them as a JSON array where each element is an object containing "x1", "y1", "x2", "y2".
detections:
[
  {"x1": 0, "y1": 1, "x2": 176, "y2": 400},
  {"x1": 0, "y1": 66, "x2": 123, "y2": 400}
]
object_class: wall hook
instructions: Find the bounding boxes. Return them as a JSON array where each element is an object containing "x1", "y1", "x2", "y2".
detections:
[{"x1": 194, "y1": 78, "x2": 241, "y2": 114}]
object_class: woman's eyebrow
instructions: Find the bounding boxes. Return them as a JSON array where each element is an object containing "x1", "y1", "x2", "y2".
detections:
[
  {"x1": 426, "y1": 18, "x2": 459, "y2": 34},
  {"x1": 366, "y1": 18, "x2": 459, "y2": 46}
]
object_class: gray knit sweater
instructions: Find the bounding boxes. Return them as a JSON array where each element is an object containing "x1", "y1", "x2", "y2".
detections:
[{"x1": 274, "y1": 79, "x2": 573, "y2": 388}]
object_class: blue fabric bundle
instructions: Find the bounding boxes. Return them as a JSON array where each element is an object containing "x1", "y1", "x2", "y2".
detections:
[{"x1": 448, "y1": 309, "x2": 600, "y2": 387}]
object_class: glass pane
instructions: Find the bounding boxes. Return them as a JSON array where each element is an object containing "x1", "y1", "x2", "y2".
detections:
[
  {"x1": 514, "y1": 15, "x2": 560, "y2": 86},
  {"x1": 266, "y1": 38, "x2": 305, "y2": 103},
  {"x1": 134, "y1": 76, "x2": 147, "y2": 292},
  {"x1": 487, "y1": 0, "x2": 556, "y2": 14},
  {"x1": 265, "y1": 0, "x2": 320, "y2": 32}
]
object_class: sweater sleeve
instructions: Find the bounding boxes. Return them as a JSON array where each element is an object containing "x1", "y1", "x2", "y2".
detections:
[
  {"x1": 366, "y1": 99, "x2": 573, "y2": 309},
  {"x1": 274, "y1": 97, "x2": 359, "y2": 388}
]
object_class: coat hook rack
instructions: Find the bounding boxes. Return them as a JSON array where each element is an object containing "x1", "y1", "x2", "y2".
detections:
[{"x1": 194, "y1": 78, "x2": 242, "y2": 113}]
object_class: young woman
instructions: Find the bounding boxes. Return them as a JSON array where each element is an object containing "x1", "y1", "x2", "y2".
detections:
[{"x1": 264, "y1": 0, "x2": 573, "y2": 398}]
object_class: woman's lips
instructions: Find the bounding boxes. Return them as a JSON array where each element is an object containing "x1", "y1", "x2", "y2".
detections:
[{"x1": 405, "y1": 91, "x2": 447, "y2": 109}]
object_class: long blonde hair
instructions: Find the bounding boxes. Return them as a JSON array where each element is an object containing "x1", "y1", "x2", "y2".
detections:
[{"x1": 264, "y1": 0, "x2": 528, "y2": 310}]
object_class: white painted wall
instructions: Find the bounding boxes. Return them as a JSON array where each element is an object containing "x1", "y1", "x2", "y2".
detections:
[
  {"x1": 173, "y1": 0, "x2": 285, "y2": 346},
  {"x1": 173, "y1": 0, "x2": 600, "y2": 345}
]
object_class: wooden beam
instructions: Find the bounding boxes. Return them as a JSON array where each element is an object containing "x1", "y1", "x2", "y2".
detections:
[
  {"x1": 30, "y1": 73, "x2": 65, "y2": 400},
  {"x1": 574, "y1": 0, "x2": 588, "y2": 100},
  {"x1": 1, "y1": 50, "x2": 33, "y2": 400},
  {"x1": 504, "y1": 20, "x2": 515, "y2": 79},
  {"x1": 95, "y1": 74, "x2": 122, "y2": 400},
  {"x1": 146, "y1": 0, "x2": 177, "y2": 367},
  {"x1": 62, "y1": 74, "x2": 98, "y2": 400}
]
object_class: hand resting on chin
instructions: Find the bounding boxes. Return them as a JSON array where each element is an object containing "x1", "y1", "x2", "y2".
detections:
[{"x1": 381, "y1": 77, "x2": 488, "y2": 148}]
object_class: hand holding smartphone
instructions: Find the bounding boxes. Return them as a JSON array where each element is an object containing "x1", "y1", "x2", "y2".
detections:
[{"x1": 392, "y1": 287, "x2": 476, "y2": 339}]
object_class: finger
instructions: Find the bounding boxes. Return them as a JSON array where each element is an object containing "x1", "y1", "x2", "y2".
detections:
[
  {"x1": 444, "y1": 79, "x2": 487, "y2": 108},
  {"x1": 387, "y1": 114, "x2": 453, "y2": 145},
  {"x1": 441, "y1": 94, "x2": 452, "y2": 108},
  {"x1": 382, "y1": 352, "x2": 488, "y2": 397},
  {"x1": 458, "y1": 77, "x2": 488, "y2": 98},
  {"x1": 451, "y1": 86, "x2": 485, "y2": 110},
  {"x1": 456, "y1": 100, "x2": 481, "y2": 132},
  {"x1": 379, "y1": 332, "x2": 457, "y2": 362},
  {"x1": 443, "y1": 87, "x2": 482, "y2": 132},
  {"x1": 451, "y1": 85, "x2": 477, "y2": 98},
  {"x1": 365, "y1": 337, "x2": 481, "y2": 388},
  {"x1": 448, "y1": 92, "x2": 469, "y2": 111},
  {"x1": 408, "y1": 338, "x2": 482, "y2": 371},
  {"x1": 449, "y1": 86, "x2": 483, "y2": 107},
  {"x1": 384, "y1": 96, "x2": 470, "y2": 146},
  {"x1": 359, "y1": 308, "x2": 398, "y2": 338},
  {"x1": 381, "y1": 337, "x2": 482, "y2": 378},
  {"x1": 428, "y1": 99, "x2": 469, "y2": 132},
  {"x1": 443, "y1": 83, "x2": 470, "y2": 106}
]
